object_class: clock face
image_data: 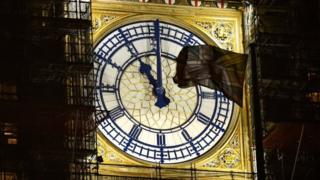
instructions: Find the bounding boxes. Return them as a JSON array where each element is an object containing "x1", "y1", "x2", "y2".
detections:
[{"x1": 94, "y1": 20, "x2": 234, "y2": 164}]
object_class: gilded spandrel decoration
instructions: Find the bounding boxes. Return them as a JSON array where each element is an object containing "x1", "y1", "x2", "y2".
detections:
[
  {"x1": 229, "y1": 133, "x2": 240, "y2": 148},
  {"x1": 201, "y1": 130, "x2": 241, "y2": 169},
  {"x1": 202, "y1": 158, "x2": 221, "y2": 168},
  {"x1": 101, "y1": 15, "x2": 118, "y2": 24},
  {"x1": 92, "y1": 14, "x2": 118, "y2": 32},
  {"x1": 213, "y1": 23, "x2": 234, "y2": 50},
  {"x1": 98, "y1": 139, "x2": 124, "y2": 163},
  {"x1": 92, "y1": 17, "x2": 100, "y2": 32},
  {"x1": 219, "y1": 148, "x2": 241, "y2": 169},
  {"x1": 213, "y1": 23, "x2": 233, "y2": 42},
  {"x1": 194, "y1": 20, "x2": 235, "y2": 50},
  {"x1": 195, "y1": 21, "x2": 213, "y2": 32}
]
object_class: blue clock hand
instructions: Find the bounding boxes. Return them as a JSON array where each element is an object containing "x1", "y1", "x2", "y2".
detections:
[
  {"x1": 118, "y1": 29, "x2": 158, "y2": 91},
  {"x1": 154, "y1": 19, "x2": 170, "y2": 108},
  {"x1": 139, "y1": 61, "x2": 157, "y2": 89}
]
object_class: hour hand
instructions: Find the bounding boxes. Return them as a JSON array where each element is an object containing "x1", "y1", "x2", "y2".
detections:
[
  {"x1": 119, "y1": 28, "x2": 158, "y2": 96},
  {"x1": 139, "y1": 61, "x2": 157, "y2": 90},
  {"x1": 139, "y1": 60, "x2": 169, "y2": 108}
]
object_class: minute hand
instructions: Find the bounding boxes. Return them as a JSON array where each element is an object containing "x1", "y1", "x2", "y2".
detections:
[{"x1": 154, "y1": 19, "x2": 170, "y2": 108}]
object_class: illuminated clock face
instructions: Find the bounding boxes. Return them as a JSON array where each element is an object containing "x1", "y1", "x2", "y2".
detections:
[{"x1": 94, "y1": 20, "x2": 234, "y2": 164}]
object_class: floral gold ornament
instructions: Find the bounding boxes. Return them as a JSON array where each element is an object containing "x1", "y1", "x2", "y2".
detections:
[
  {"x1": 219, "y1": 148, "x2": 240, "y2": 168},
  {"x1": 213, "y1": 23, "x2": 233, "y2": 43}
]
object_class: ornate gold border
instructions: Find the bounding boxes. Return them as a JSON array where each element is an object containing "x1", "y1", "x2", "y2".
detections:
[
  {"x1": 92, "y1": 1, "x2": 243, "y2": 52},
  {"x1": 93, "y1": 14, "x2": 216, "y2": 47},
  {"x1": 93, "y1": 1, "x2": 253, "y2": 177}
]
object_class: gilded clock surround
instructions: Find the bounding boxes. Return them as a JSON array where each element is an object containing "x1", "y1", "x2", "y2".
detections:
[{"x1": 93, "y1": 1, "x2": 253, "y2": 179}]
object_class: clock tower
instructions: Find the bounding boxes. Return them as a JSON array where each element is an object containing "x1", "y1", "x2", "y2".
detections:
[{"x1": 92, "y1": 1, "x2": 254, "y2": 179}]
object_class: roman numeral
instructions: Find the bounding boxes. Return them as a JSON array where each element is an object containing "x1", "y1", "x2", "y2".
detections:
[
  {"x1": 128, "y1": 125, "x2": 142, "y2": 139},
  {"x1": 197, "y1": 113, "x2": 211, "y2": 125},
  {"x1": 157, "y1": 133, "x2": 166, "y2": 146},
  {"x1": 123, "y1": 125, "x2": 141, "y2": 152},
  {"x1": 181, "y1": 129, "x2": 200, "y2": 156},
  {"x1": 201, "y1": 92, "x2": 215, "y2": 99},
  {"x1": 99, "y1": 83, "x2": 116, "y2": 93},
  {"x1": 108, "y1": 106, "x2": 124, "y2": 120},
  {"x1": 182, "y1": 129, "x2": 192, "y2": 141},
  {"x1": 201, "y1": 91, "x2": 225, "y2": 99}
]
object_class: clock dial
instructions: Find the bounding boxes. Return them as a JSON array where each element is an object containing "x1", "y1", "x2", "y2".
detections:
[
  {"x1": 94, "y1": 20, "x2": 234, "y2": 164},
  {"x1": 119, "y1": 55, "x2": 198, "y2": 130}
]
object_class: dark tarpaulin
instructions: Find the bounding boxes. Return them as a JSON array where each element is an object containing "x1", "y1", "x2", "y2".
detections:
[{"x1": 173, "y1": 45, "x2": 248, "y2": 106}]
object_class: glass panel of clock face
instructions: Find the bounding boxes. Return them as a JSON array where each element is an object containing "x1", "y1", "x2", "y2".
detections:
[{"x1": 94, "y1": 20, "x2": 234, "y2": 164}]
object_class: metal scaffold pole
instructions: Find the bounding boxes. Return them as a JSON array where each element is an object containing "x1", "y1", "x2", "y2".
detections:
[{"x1": 250, "y1": 43, "x2": 265, "y2": 180}]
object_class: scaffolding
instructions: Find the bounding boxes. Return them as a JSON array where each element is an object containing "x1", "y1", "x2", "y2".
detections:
[
  {"x1": 1, "y1": 0, "x2": 96, "y2": 179},
  {"x1": 97, "y1": 163, "x2": 255, "y2": 180},
  {"x1": 244, "y1": 0, "x2": 320, "y2": 179},
  {"x1": 248, "y1": 0, "x2": 320, "y2": 125}
]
